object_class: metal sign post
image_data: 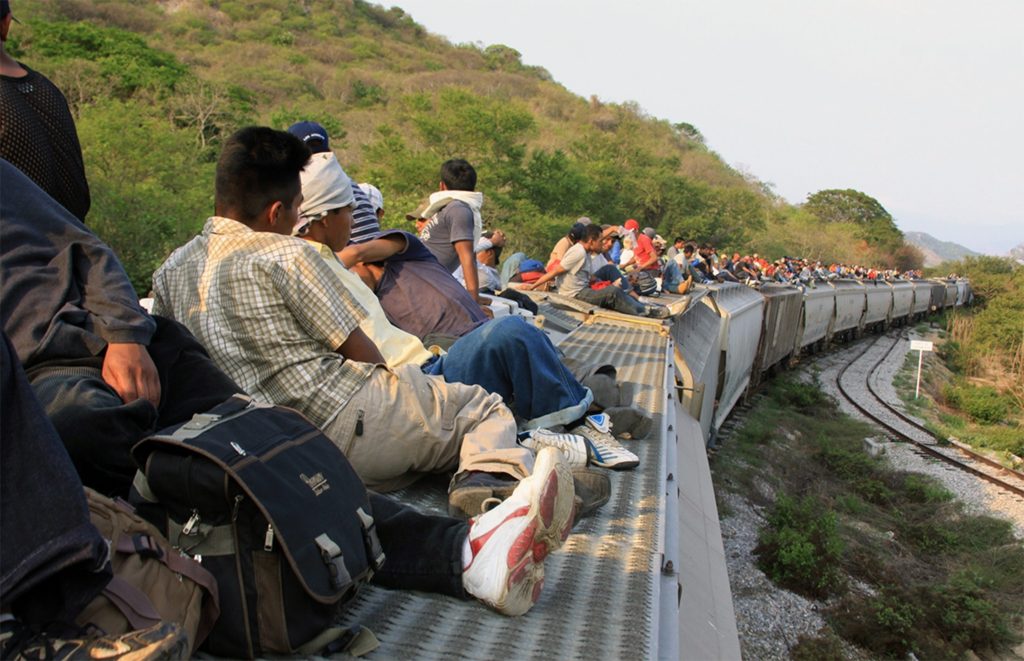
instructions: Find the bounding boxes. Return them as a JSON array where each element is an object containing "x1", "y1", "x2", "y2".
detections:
[{"x1": 909, "y1": 339, "x2": 934, "y2": 399}]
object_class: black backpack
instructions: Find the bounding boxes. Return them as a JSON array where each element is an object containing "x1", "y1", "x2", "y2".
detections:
[{"x1": 130, "y1": 395, "x2": 385, "y2": 658}]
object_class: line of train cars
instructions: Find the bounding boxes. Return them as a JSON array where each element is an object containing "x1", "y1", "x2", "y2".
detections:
[{"x1": 672, "y1": 277, "x2": 972, "y2": 444}]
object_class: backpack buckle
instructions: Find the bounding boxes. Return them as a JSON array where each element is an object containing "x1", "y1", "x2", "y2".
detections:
[{"x1": 314, "y1": 534, "x2": 352, "y2": 593}]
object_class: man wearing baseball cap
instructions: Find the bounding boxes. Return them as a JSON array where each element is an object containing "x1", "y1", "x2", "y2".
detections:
[{"x1": 287, "y1": 120, "x2": 382, "y2": 244}]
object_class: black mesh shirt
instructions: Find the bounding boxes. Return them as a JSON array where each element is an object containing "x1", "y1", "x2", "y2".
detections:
[{"x1": 0, "y1": 65, "x2": 90, "y2": 221}]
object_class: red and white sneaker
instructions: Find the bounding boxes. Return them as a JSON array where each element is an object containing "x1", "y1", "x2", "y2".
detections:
[{"x1": 462, "y1": 447, "x2": 575, "y2": 616}]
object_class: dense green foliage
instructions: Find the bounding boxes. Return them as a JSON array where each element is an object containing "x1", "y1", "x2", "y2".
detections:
[
  {"x1": 8, "y1": 0, "x2": 922, "y2": 291},
  {"x1": 942, "y1": 380, "x2": 1013, "y2": 424},
  {"x1": 802, "y1": 188, "x2": 906, "y2": 257},
  {"x1": 921, "y1": 257, "x2": 1024, "y2": 448}
]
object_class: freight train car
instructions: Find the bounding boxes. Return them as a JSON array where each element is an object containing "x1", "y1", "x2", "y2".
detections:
[
  {"x1": 832, "y1": 279, "x2": 867, "y2": 339},
  {"x1": 910, "y1": 280, "x2": 933, "y2": 319},
  {"x1": 796, "y1": 283, "x2": 836, "y2": 355},
  {"x1": 943, "y1": 280, "x2": 958, "y2": 308},
  {"x1": 672, "y1": 292, "x2": 723, "y2": 442},
  {"x1": 888, "y1": 280, "x2": 914, "y2": 325},
  {"x1": 956, "y1": 279, "x2": 972, "y2": 306},
  {"x1": 751, "y1": 283, "x2": 803, "y2": 384},
  {"x1": 928, "y1": 280, "x2": 948, "y2": 311},
  {"x1": 863, "y1": 279, "x2": 894, "y2": 330},
  {"x1": 701, "y1": 283, "x2": 765, "y2": 431}
]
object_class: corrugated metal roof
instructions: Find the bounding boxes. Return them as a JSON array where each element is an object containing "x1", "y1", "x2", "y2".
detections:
[{"x1": 336, "y1": 322, "x2": 673, "y2": 659}]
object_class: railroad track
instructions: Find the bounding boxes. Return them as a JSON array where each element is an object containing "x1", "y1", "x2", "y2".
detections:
[{"x1": 835, "y1": 332, "x2": 1024, "y2": 500}]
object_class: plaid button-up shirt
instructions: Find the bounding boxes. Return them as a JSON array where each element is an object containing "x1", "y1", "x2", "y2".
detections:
[{"x1": 152, "y1": 217, "x2": 373, "y2": 428}]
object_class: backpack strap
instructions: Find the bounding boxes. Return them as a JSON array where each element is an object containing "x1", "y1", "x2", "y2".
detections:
[{"x1": 112, "y1": 533, "x2": 221, "y2": 645}]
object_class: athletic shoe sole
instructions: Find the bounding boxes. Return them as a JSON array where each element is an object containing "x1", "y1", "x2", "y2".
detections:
[{"x1": 464, "y1": 448, "x2": 575, "y2": 616}]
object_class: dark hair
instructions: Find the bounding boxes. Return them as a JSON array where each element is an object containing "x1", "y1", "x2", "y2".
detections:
[
  {"x1": 581, "y1": 224, "x2": 602, "y2": 242},
  {"x1": 215, "y1": 127, "x2": 310, "y2": 224},
  {"x1": 674, "y1": 237, "x2": 684, "y2": 244},
  {"x1": 440, "y1": 158, "x2": 477, "y2": 191},
  {"x1": 568, "y1": 222, "x2": 586, "y2": 242}
]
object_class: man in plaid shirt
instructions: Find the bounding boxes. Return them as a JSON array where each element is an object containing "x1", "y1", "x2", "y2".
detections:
[{"x1": 152, "y1": 127, "x2": 584, "y2": 518}]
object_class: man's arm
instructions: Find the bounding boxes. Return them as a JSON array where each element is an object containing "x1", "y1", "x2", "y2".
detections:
[
  {"x1": 523, "y1": 263, "x2": 567, "y2": 291},
  {"x1": 637, "y1": 252, "x2": 660, "y2": 271},
  {"x1": 335, "y1": 327, "x2": 385, "y2": 364},
  {"x1": 337, "y1": 234, "x2": 408, "y2": 268},
  {"x1": 0, "y1": 162, "x2": 158, "y2": 404},
  {"x1": 453, "y1": 239, "x2": 481, "y2": 302}
]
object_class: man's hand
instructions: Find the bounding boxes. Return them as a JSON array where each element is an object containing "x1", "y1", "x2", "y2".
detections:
[{"x1": 102, "y1": 343, "x2": 161, "y2": 407}]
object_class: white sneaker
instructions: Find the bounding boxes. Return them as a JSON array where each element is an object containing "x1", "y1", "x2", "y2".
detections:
[
  {"x1": 462, "y1": 447, "x2": 575, "y2": 616},
  {"x1": 573, "y1": 416, "x2": 640, "y2": 470},
  {"x1": 518, "y1": 428, "x2": 588, "y2": 468}
]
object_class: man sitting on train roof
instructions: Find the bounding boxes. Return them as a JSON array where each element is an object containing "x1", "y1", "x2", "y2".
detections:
[
  {"x1": 295, "y1": 151, "x2": 608, "y2": 437},
  {"x1": 524, "y1": 224, "x2": 670, "y2": 319},
  {"x1": 287, "y1": 120, "x2": 382, "y2": 245},
  {"x1": 299, "y1": 154, "x2": 640, "y2": 470},
  {"x1": 151, "y1": 127, "x2": 593, "y2": 518}
]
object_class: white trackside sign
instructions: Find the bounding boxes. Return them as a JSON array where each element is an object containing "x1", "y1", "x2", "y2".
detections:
[{"x1": 910, "y1": 339, "x2": 935, "y2": 399}]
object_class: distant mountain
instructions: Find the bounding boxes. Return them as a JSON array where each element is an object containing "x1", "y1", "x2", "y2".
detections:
[
  {"x1": 1010, "y1": 243, "x2": 1024, "y2": 265},
  {"x1": 905, "y1": 231, "x2": 980, "y2": 267}
]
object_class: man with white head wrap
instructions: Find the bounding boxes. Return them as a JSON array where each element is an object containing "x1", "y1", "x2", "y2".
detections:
[{"x1": 295, "y1": 153, "x2": 602, "y2": 440}]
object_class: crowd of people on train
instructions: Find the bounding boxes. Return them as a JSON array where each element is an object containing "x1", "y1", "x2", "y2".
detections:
[
  {"x1": 505, "y1": 219, "x2": 928, "y2": 304},
  {"x1": 0, "y1": 1, "x2": 945, "y2": 653},
  {"x1": 0, "y1": 4, "x2": 656, "y2": 654}
]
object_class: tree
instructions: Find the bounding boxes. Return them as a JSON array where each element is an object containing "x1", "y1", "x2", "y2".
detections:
[
  {"x1": 804, "y1": 189, "x2": 903, "y2": 251},
  {"x1": 804, "y1": 189, "x2": 891, "y2": 225}
]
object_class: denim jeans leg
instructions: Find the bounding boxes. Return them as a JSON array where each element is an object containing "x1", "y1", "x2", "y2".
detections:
[
  {"x1": 0, "y1": 332, "x2": 110, "y2": 628},
  {"x1": 576, "y1": 285, "x2": 647, "y2": 316},
  {"x1": 424, "y1": 317, "x2": 591, "y2": 427},
  {"x1": 662, "y1": 260, "x2": 683, "y2": 292},
  {"x1": 593, "y1": 264, "x2": 631, "y2": 293},
  {"x1": 367, "y1": 492, "x2": 468, "y2": 598}
]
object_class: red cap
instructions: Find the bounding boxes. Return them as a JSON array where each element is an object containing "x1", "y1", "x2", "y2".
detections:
[{"x1": 624, "y1": 219, "x2": 639, "y2": 232}]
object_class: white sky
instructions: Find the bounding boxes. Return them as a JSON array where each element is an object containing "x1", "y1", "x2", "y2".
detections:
[{"x1": 389, "y1": 0, "x2": 1023, "y2": 255}]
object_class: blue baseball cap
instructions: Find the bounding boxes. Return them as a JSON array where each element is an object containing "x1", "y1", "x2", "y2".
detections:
[{"x1": 286, "y1": 121, "x2": 330, "y2": 153}]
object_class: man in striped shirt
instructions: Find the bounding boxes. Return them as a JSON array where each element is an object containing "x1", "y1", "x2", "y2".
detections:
[{"x1": 286, "y1": 120, "x2": 381, "y2": 244}]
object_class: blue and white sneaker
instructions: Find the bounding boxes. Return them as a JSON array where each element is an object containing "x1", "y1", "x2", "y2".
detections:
[
  {"x1": 572, "y1": 415, "x2": 639, "y2": 470},
  {"x1": 518, "y1": 429, "x2": 589, "y2": 468}
]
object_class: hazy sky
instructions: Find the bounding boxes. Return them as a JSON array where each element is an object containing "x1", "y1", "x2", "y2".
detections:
[{"x1": 390, "y1": 0, "x2": 1022, "y2": 255}]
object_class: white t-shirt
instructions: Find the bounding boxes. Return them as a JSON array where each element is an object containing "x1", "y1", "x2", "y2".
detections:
[{"x1": 558, "y1": 243, "x2": 591, "y2": 297}]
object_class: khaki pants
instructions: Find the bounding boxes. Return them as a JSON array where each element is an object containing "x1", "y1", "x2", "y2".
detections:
[{"x1": 324, "y1": 364, "x2": 534, "y2": 492}]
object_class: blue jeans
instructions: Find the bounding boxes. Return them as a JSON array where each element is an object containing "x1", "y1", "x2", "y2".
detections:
[
  {"x1": 593, "y1": 264, "x2": 632, "y2": 293},
  {"x1": 424, "y1": 316, "x2": 592, "y2": 429},
  {"x1": 575, "y1": 285, "x2": 647, "y2": 316}
]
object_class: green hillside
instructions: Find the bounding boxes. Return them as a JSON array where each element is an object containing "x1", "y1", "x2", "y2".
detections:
[{"x1": 9, "y1": 0, "x2": 916, "y2": 291}]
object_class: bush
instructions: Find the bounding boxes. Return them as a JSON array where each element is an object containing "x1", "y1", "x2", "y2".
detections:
[
  {"x1": 755, "y1": 494, "x2": 845, "y2": 597},
  {"x1": 943, "y1": 381, "x2": 1012, "y2": 424},
  {"x1": 790, "y1": 630, "x2": 846, "y2": 661},
  {"x1": 25, "y1": 21, "x2": 185, "y2": 96},
  {"x1": 834, "y1": 577, "x2": 1017, "y2": 658},
  {"x1": 901, "y1": 474, "x2": 953, "y2": 504},
  {"x1": 769, "y1": 377, "x2": 828, "y2": 413}
]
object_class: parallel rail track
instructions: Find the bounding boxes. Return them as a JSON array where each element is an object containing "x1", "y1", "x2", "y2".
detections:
[{"x1": 835, "y1": 332, "x2": 1024, "y2": 499}]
